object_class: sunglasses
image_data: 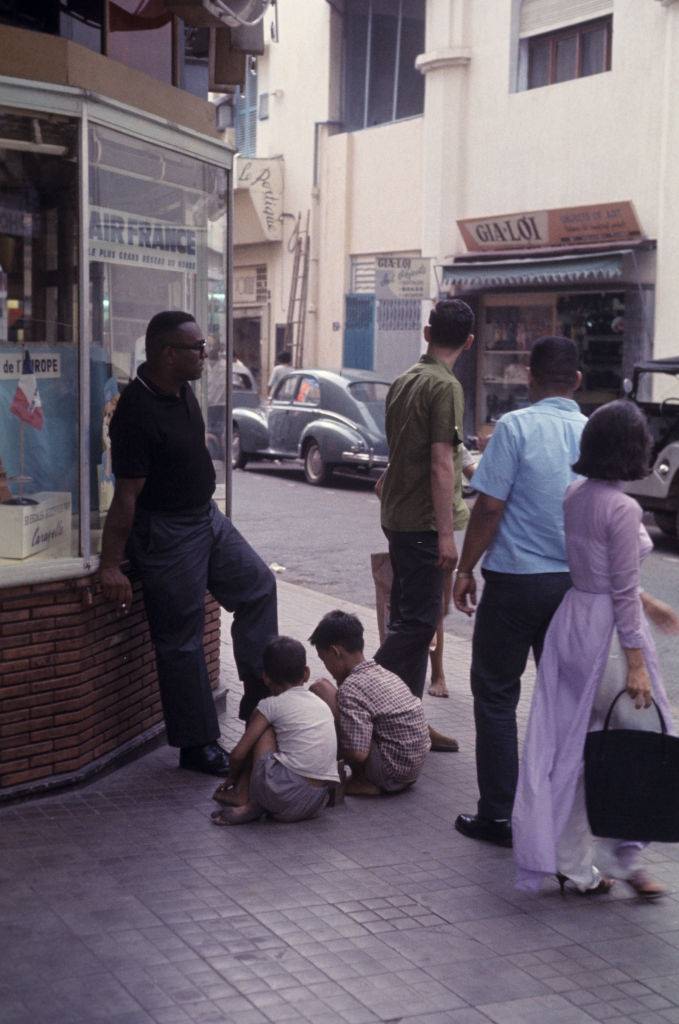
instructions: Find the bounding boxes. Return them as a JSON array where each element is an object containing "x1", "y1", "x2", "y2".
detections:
[{"x1": 164, "y1": 340, "x2": 207, "y2": 353}]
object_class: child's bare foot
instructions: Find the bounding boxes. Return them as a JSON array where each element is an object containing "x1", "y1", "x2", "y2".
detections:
[
  {"x1": 428, "y1": 678, "x2": 449, "y2": 698},
  {"x1": 210, "y1": 804, "x2": 263, "y2": 826},
  {"x1": 212, "y1": 783, "x2": 241, "y2": 807},
  {"x1": 345, "y1": 778, "x2": 381, "y2": 797}
]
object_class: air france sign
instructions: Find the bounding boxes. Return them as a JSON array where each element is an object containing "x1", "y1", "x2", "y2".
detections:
[{"x1": 88, "y1": 207, "x2": 203, "y2": 272}]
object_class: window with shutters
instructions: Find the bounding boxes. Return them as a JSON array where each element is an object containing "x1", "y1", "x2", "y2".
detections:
[
  {"x1": 343, "y1": 0, "x2": 425, "y2": 132},
  {"x1": 235, "y1": 57, "x2": 258, "y2": 156},
  {"x1": 527, "y1": 16, "x2": 611, "y2": 88},
  {"x1": 515, "y1": 1, "x2": 613, "y2": 91}
]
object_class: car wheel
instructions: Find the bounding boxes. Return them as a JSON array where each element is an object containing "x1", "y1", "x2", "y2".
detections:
[
  {"x1": 232, "y1": 426, "x2": 248, "y2": 470},
  {"x1": 303, "y1": 441, "x2": 332, "y2": 486},
  {"x1": 654, "y1": 511, "x2": 678, "y2": 538}
]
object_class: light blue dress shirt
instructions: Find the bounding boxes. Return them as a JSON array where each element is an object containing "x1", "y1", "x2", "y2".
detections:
[{"x1": 472, "y1": 397, "x2": 587, "y2": 574}]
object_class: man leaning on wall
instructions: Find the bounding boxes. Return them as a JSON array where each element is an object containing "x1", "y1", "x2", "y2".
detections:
[{"x1": 98, "y1": 310, "x2": 278, "y2": 777}]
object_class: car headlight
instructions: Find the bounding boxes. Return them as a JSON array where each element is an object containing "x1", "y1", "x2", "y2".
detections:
[
  {"x1": 658, "y1": 460, "x2": 670, "y2": 478},
  {"x1": 349, "y1": 440, "x2": 367, "y2": 452}
]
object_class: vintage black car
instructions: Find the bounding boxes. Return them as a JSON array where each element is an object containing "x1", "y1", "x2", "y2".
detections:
[
  {"x1": 624, "y1": 357, "x2": 679, "y2": 537},
  {"x1": 232, "y1": 368, "x2": 390, "y2": 486}
]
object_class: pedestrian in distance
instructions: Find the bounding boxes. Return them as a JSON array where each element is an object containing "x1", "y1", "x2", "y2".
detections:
[
  {"x1": 99, "y1": 310, "x2": 278, "y2": 777},
  {"x1": 453, "y1": 335, "x2": 587, "y2": 848},
  {"x1": 268, "y1": 348, "x2": 292, "y2": 398},
  {"x1": 513, "y1": 400, "x2": 679, "y2": 898},
  {"x1": 310, "y1": 610, "x2": 431, "y2": 796},
  {"x1": 211, "y1": 636, "x2": 339, "y2": 825},
  {"x1": 374, "y1": 299, "x2": 475, "y2": 751}
]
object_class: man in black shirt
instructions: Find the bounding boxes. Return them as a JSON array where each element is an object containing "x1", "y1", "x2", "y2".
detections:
[{"x1": 100, "y1": 310, "x2": 278, "y2": 776}]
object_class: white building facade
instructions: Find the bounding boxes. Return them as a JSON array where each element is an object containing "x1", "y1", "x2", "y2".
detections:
[{"x1": 233, "y1": 0, "x2": 679, "y2": 434}]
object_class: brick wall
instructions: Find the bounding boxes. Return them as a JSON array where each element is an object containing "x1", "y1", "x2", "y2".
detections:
[{"x1": 0, "y1": 573, "x2": 221, "y2": 794}]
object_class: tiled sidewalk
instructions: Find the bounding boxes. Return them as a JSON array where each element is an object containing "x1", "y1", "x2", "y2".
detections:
[{"x1": 3, "y1": 581, "x2": 679, "y2": 1024}]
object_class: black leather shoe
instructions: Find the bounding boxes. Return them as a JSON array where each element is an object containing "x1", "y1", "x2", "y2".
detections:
[
  {"x1": 179, "y1": 743, "x2": 230, "y2": 777},
  {"x1": 454, "y1": 813, "x2": 512, "y2": 848}
]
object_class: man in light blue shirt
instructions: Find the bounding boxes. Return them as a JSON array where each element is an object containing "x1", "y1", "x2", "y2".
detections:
[{"x1": 452, "y1": 337, "x2": 586, "y2": 848}]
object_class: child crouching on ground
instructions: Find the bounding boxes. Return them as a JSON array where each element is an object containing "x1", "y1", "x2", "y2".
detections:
[
  {"x1": 309, "y1": 610, "x2": 430, "y2": 796},
  {"x1": 211, "y1": 636, "x2": 340, "y2": 826}
]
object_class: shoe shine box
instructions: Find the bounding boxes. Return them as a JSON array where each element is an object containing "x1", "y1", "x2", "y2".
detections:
[{"x1": 0, "y1": 492, "x2": 72, "y2": 559}]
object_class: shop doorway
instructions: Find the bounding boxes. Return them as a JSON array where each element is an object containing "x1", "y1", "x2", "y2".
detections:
[{"x1": 234, "y1": 315, "x2": 262, "y2": 389}]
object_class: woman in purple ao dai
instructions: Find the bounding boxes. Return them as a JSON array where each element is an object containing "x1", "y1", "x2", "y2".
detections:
[{"x1": 512, "y1": 401, "x2": 679, "y2": 899}]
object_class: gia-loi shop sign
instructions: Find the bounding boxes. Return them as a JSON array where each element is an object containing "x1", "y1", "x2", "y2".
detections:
[
  {"x1": 375, "y1": 257, "x2": 431, "y2": 301},
  {"x1": 458, "y1": 202, "x2": 642, "y2": 251},
  {"x1": 88, "y1": 207, "x2": 203, "y2": 272}
]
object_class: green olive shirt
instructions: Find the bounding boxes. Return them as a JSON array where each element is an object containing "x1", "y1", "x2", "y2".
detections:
[{"x1": 380, "y1": 355, "x2": 464, "y2": 532}]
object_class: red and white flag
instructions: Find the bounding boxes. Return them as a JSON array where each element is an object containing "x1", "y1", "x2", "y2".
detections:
[{"x1": 10, "y1": 367, "x2": 44, "y2": 430}]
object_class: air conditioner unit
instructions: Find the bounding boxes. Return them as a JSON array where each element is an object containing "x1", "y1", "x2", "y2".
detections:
[{"x1": 165, "y1": 0, "x2": 266, "y2": 30}]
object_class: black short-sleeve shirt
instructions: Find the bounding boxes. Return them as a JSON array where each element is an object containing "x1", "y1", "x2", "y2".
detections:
[{"x1": 109, "y1": 366, "x2": 215, "y2": 512}]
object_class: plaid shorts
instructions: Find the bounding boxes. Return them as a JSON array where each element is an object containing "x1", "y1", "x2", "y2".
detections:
[
  {"x1": 250, "y1": 752, "x2": 331, "y2": 822},
  {"x1": 363, "y1": 742, "x2": 418, "y2": 793}
]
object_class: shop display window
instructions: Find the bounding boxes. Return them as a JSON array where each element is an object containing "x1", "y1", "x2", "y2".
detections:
[
  {"x1": 556, "y1": 291, "x2": 625, "y2": 412},
  {"x1": 88, "y1": 124, "x2": 228, "y2": 549},
  {"x1": 0, "y1": 111, "x2": 79, "y2": 563},
  {"x1": 478, "y1": 296, "x2": 551, "y2": 427},
  {"x1": 477, "y1": 290, "x2": 627, "y2": 433}
]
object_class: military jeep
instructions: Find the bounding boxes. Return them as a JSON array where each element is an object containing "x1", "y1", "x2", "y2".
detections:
[{"x1": 624, "y1": 357, "x2": 679, "y2": 537}]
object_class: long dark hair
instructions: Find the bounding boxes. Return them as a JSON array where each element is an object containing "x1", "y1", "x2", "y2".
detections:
[{"x1": 573, "y1": 400, "x2": 652, "y2": 481}]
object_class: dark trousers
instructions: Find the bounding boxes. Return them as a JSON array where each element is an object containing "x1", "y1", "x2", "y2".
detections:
[
  {"x1": 128, "y1": 502, "x2": 277, "y2": 747},
  {"x1": 471, "y1": 569, "x2": 571, "y2": 820},
  {"x1": 374, "y1": 528, "x2": 442, "y2": 699}
]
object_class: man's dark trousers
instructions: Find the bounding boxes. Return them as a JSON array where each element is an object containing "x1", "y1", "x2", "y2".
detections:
[
  {"x1": 128, "y1": 502, "x2": 277, "y2": 746},
  {"x1": 375, "y1": 528, "x2": 442, "y2": 699},
  {"x1": 472, "y1": 569, "x2": 571, "y2": 820}
]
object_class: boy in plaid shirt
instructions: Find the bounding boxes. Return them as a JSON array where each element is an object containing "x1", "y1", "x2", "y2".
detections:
[{"x1": 310, "y1": 611, "x2": 430, "y2": 796}]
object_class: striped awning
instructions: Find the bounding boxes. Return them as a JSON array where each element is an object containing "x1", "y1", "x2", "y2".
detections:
[{"x1": 441, "y1": 252, "x2": 627, "y2": 291}]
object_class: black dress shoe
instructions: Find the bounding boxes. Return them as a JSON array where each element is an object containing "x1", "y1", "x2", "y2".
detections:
[
  {"x1": 454, "y1": 813, "x2": 512, "y2": 848},
  {"x1": 179, "y1": 743, "x2": 230, "y2": 777}
]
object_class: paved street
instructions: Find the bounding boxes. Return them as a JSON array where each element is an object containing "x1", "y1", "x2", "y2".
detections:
[
  {"x1": 231, "y1": 462, "x2": 679, "y2": 685},
  {"x1": 4, "y1": 580, "x2": 679, "y2": 1024}
]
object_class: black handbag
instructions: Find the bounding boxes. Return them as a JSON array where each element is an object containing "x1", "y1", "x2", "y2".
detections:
[{"x1": 584, "y1": 689, "x2": 679, "y2": 843}]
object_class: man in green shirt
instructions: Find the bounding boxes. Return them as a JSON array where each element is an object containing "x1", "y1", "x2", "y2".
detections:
[{"x1": 375, "y1": 299, "x2": 474, "y2": 701}]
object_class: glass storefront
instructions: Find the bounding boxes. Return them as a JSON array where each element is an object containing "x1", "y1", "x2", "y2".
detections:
[
  {"x1": 0, "y1": 88, "x2": 230, "y2": 574},
  {"x1": 0, "y1": 112, "x2": 80, "y2": 562},
  {"x1": 476, "y1": 288, "x2": 640, "y2": 434},
  {"x1": 88, "y1": 123, "x2": 228, "y2": 547}
]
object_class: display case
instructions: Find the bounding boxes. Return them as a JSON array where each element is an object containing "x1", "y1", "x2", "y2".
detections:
[
  {"x1": 477, "y1": 295, "x2": 554, "y2": 427},
  {"x1": 477, "y1": 290, "x2": 628, "y2": 432},
  {"x1": 556, "y1": 291, "x2": 625, "y2": 414}
]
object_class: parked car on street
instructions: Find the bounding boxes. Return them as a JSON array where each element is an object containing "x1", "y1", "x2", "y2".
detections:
[
  {"x1": 624, "y1": 356, "x2": 679, "y2": 537},
  {"x1": 232, "y1": 368, "x2": 390, "y2": 486}
]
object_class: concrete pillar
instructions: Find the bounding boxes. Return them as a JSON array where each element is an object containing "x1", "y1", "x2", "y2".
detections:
[{"x1": 416, "y1": 0, "x2": 471, "y2": 264}]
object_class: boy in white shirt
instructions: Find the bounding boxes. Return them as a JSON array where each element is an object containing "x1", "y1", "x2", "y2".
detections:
[{"x1": 211, "y1": 636, "x2": 339, "y2": 825}]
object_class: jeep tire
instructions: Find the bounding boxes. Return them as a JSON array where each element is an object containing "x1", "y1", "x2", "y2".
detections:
[{"x1": 654, "y1": 511, "x2": 678, "y2": 538}]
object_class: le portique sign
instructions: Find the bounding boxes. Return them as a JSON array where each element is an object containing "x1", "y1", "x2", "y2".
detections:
[{"x1": 458, "y1": 202, "x2": 643, "y2": 251}]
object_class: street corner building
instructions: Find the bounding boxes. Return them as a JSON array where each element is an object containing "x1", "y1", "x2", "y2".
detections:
[
  {"x1": 0, "y1": 0, "x2": 264, "y2": 800},
  {"x1": 229, "y1": 0, "x2": 679, "y2": 450}
]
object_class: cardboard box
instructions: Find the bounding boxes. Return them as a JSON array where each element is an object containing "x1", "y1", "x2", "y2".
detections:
[{"x1": 0, "y1": 491, "x2": 72, "y2": 560}]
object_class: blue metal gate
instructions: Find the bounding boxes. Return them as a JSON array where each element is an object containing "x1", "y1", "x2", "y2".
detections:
[{"x1": 343, "y1": 294, "x2": 375, "y2": 370}]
